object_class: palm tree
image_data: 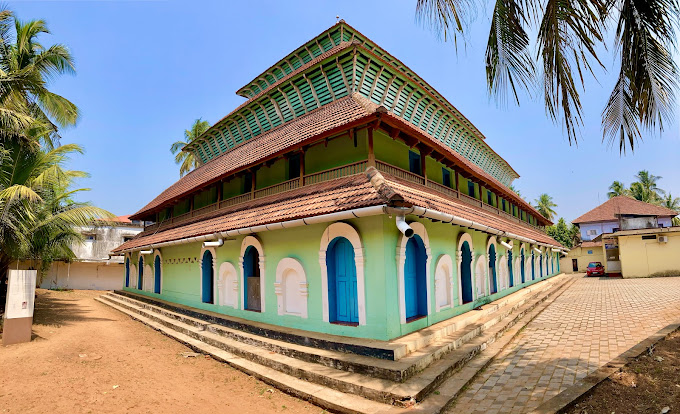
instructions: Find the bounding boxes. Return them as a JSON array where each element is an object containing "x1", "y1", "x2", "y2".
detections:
[
  {"x1": 0, "y1": 15, "x2": 79, "y2": 149},
  {"x1": 534, "y1": 193, "x2": 557, "y2": 221},
  {"x1": 509, "y1": 184, "x2": 522, "y2": 198},
  {"x1": 630, "y1": 170, "x2": 664, "y2": 203},
  {"x1": 170, "y1": 118, "x2": 210, "y2": 177},
  {"x1": 607, "y1": 181, "x2": 628, "y2": 198},
  {"x1": 415, "y1": 0, "x2": 679, "y2": 153},
  {"x1": 660, "y1": 193, "x2": 680, "y2": 210},
  {"x1": 0, "y1": 142, "x2": 113, "y2": 302}
]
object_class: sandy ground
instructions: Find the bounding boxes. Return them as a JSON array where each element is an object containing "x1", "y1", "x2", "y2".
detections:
[{"x1": 0, "y1": 289, "x2": 320, "y2": 414}]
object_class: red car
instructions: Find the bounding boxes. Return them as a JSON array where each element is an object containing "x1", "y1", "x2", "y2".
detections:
[{"x1": 586, "y1": 262, "x2": 605, "y2": 276}]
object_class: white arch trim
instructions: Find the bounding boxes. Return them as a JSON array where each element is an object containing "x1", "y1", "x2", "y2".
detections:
[
  {"x1": 152, "y1": 249, "x2": 163, "y2": 294},
  {"x1": 434, "y1": 254, "x2": 454, "y2": 312},
  {"x1": 474, "y1": 254, "x2": 487, "y2": 299},
  {"x1": 131, "y1": 264, "x2": 137, "y2": 289},
  {"x1": 397, "y1": 222, "x2": 432, "y2": 324},
  {"x1": 144, "y1": 264, "x2": 153, "y2": 291},
  {"x1": 319, "y1": 222, "x2": 366, "y2": 325},
  {"x1": 218, "y1": 261, "x2": 238, "y2": 308},
  {"x1": 275, "y1": 258, "x2": 309, "y2": 318},
  {"x1": 239, "y1": 236, "x2": 265, "y2": 312},
  {"x1": 199, "y1": 246, "x2": 217, "y2": 304},
  {"x1": 457, "y1": 232, "x2": 475, "y2": 306}
]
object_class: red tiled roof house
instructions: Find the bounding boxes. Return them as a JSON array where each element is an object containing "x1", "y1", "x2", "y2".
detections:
[{"x1": 112, "y1": 21, "x2": 564, "y2": 341}]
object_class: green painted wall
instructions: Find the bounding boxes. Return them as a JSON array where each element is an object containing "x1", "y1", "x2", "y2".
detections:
[
  {"x1": 222, "y1": 176, "x2": 243, "y2": 200},
  {"x1": 124, "y1": 215, "x2": 561, "y2": 341},
  {"x1": 257, "y1": 158, "x2": 286, "y2": 189},
  {"x1": 305, "y1": 130, "x2": 368, "y2": 175},
  {"x1": 373, "y1": 129, "x2": 411, "y2": 171}
]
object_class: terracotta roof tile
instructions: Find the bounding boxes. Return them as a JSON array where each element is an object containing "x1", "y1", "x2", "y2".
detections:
[
  {"x1": 579, "y1": 241, "x2": 602, "y2": 248},
  {"x1": 572, "y1": 196, "x2": 678, "y2": 224},
  {"x1": 116, "y1": 170, "x2": 561, "y2": 253},
  {"x1": 131, "y1": 96, "x2": 377, "y2": 220}
]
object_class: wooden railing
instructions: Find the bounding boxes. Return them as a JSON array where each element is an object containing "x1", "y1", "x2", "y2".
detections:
[
  {"x1": 304, "y1": 160, "x2": 368, "y2": 185},
  {"x1": 375, "y1": 160, "x2": 425, "y2": 185},
  {"x1": 144, "y1": 159, "x2": 545, "y2": 234}
]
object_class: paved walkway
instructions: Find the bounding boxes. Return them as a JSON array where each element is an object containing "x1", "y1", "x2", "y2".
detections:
[{"x1": 450, "y1": 274, "x2": 680, "y2": 414}]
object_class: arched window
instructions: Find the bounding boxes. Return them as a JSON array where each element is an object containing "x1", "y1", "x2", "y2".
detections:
[
  {"x1": 520, "y1": 248, "x2": 525, "y2": 283},
  {"x1": 434, "y1": 255, "x2": 454, "y2": 311},
  {"x1": 275, "y1": 258, "x2": 308, "y2": 318},
  {"x1": 404, "y1": 235, "x2": 427, "y2": 321},
  {"x1": 125, "y1": 257, "x2": 130, "y2": 287},
  {"x1": 137, "y1": 256, "x2": 144, "y2": 290},
  {"x1": 201, "y1": 249, "x2": 214, "y2": 303},
  {"x1": 488, "y1": 244, "x2": 498, "y2": 294},
  {"x1": 153, "y1": 253, "x2": 162, "y2": 294},
  {"x1": 327, "y1": 237, "x2": 359, "y2": 324}
]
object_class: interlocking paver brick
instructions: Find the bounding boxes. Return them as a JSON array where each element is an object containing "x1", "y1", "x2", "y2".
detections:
[{"x1": 450, "y1": 275, "x2": 680, "y2": 413}]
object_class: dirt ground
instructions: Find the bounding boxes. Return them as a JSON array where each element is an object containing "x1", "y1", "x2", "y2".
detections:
[
  {"x1": 0, "y1": 289, "x2": 321, "y2": 414},
  {"x1": 566, "y1": 330, "x2": 680, "y2": 414}
]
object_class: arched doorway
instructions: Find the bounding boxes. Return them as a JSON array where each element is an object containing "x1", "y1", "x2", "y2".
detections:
[
  {"x1": 539, "y1": 254, "x2": 544, "y2": 277},
  {"x1": 153, "y1": 255, "x2": 161, "y2": 294},
  {"x1": 507, "y1": 251, "x2": 514, "y2": 288},
  {"x1": 520, "y1": 249, "x2": 525, "y2": 283},
  {"x1": 137, "y1": 257, "x2": 144, "y2": 290},
  {"x1": 488, "y1": 244, "x2": 498, "y2": 294},
  {"x1": 125, "y1": 258, "x2": 130, "y2": 287},
  {"x1": 243, "y1": 246, "x2": 261, "y2": 311},
  {"x1": 327, "y1": 237, "x2": 359, "y2": 324},
  {"x1": 404, "y1": 235, "x2": 427, "y2": 321},
  {"x1": 461, "y1": 241, "x2": 473, "y2": 304},
  {"x1": 201, "y1": 250, "x2": 214, "y2": 303},
  {"x1": 531, "y1": 252, "x2": 536, "y2": 280}
]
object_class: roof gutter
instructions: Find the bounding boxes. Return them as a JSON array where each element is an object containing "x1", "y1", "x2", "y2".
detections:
[{"x1": 119, "y1": 204, "x2": 564, "y2": 254}]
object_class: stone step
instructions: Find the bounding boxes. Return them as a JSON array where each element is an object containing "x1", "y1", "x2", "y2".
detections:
[
  {"x1": 97, "y1": 274, "x2": 572, "y2": 407},
  {"x1": 94, "y1": 296, "x2": 395, "y2": 414},
  {"x1": 105, "y1": 274, "x2": 567, "y2": 383}
]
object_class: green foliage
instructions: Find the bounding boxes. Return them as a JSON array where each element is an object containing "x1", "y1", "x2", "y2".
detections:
[
  {"x1": 170, "y1": 118, "x2": 210, "y2": 177},
  {"x1": 415, "y1": 0, "x2": 679, "y2": 153},
  {"x1": 607, "y1": 170, "x2": 667, "y2": 204},
  {"x1": 534, "y1": 193, "x2": 557, "y2": 221},
  {"x1": 607, "y1": 181, "x2": 629, "y2": 198},
  {"x1": 546, "y1": 218, "x2": 579, "y2": 248}
]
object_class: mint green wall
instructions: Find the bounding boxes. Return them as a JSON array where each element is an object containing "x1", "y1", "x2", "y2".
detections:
[
  {"x1": 373, "y1": 129, "x2": 411, "y2": 171},
  {"x1": 222, "y1": 176, "x2": 243, "y2": 200},
  {"x1": 257, "y1": 158, "x2": 286, "y2": 189},
  {"x1": 305, "y1": 130, "x2": 368, "y2": 174},
  {"x1": 124, "y1": 215, "x2": 561, "y2": 341},
  {"x1": 425, "y1": 157, "x2": 446, "y2": 185}
]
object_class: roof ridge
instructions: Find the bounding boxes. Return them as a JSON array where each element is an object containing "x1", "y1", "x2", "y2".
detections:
[{"x1": 365, "y1": 166, "x2": 405, "y2": 205}]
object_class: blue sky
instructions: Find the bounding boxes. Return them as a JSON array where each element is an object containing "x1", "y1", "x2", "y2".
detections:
[{"x1": 13, "y1": 0, "x2": 680, "y2": 222}]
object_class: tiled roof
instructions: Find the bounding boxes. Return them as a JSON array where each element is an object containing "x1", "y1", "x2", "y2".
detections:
[
  {"x1": 572, "y1": 196, "x2": 678, "y2": 224},
  {"x1": 131, "y1": 95, "x2": 378, "y2": 219},
  {"x1": 115, "y1": 170, "x2": 561, "y2": 253},
  {"x1": 578, "y1": 241, "x2": 602, "y2": 248}
]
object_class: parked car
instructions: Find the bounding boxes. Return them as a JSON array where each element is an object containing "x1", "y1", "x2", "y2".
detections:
[{"x1": 586, "y1": 262, "x2": 605, "y2": 276}]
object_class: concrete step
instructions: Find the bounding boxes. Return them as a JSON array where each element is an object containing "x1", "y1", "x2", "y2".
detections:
[
  {"x1": 97, "y1": 274, "x2": 572, "y2": 407},
  {"x1": 105, "y1": 274, "x2": 567, "y2": 383},
  {"x1": 94, "y1": 296, "x2": 395, "y2": 414}
]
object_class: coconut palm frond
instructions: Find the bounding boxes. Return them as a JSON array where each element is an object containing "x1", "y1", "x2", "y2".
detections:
[
  {"x1": 603, "y1": 0, "x2": 679, "y2": 153},
  {"x1": 486, "y1": 0, "x2": 535, "y2": 105},
  {"x1": 415, "y1": 0, "x2": 474, "y2": 46}
]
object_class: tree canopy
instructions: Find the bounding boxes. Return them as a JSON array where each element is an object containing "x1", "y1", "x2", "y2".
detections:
[
  {"x1": 170, "y1": 118, "x2": 210, "y2": 177},
  {"x1": 534, "y1": 193, "x2": 557, "y2": 221}
]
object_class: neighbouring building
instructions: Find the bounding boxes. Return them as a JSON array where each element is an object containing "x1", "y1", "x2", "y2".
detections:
[
  {"x1": 112, "y1": 21, "x2": 565, "y2": 341},
  {"x1": 26, "y1": 216, "x2": 145, "y2": 290},
  {"x1": 563, "y1": 196, "x2": 678, "y2": 276}
]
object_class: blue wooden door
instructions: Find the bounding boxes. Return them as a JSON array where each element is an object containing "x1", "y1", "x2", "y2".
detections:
[
  {"x1": 520, "y1": 251, "x2": 525, "y2": 283},
  {"x1": 243, "y1": 246, "x2": 261, "y2": 311},
  {"x1": 137, "y1": 257, "x2": 144, "y2": 289},
  {"x1": 154, "y1": 255, "x2": 161, "y2": 294},
  {"x1": 201, "y1": 250, "x2": 213, "y2": 303},
  {"x1": 328, "y1": 238, "x2": 358, "y2": 324},
  {"x1": 404, "y1": 236, "x2": 427, "y2": 320},
  {"x1": 508, "y1": 251, "x2": 514, "y2": 287},
  {"x1": 461, "y1": 242, "x2": 473, "y2": 304},
  {"x1": 489, "y1": 245, "x2": 497, "y2": 294},
  {"x1": 540, "y1": 255, "x2": 543, "y2": 277},
  {"x1": 531, "y1": 254, "x2": 535, "y2": 280},
  {"x1": 125, "y1": 259, "x2": 130, "y2": 287}
]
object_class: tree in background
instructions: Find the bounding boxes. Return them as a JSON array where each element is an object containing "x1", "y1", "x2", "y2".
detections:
[
  {"x1": 661, "y1": 193, "x2": 680, "y2": 210},
  {"x1": 534, "y1": 193, "x2": 557, "y2": 221},
  {"x1": 630, "y1": 170, "x2": 665, "y2": 203},
  {"x1": 607, "y1": 181, "x2": 628, "y2": 198},
  {"x1": 415, "y1": 0, "x2": 679, "y2": 153},
  {"x1": 170, "y1": 118, "x2": 210, "y2": 177},
  {"x1": 546, "y1": 218, "x2": 579, "y2": 248},
  {"x1": 509, "y1": 184, "x2": 522, "y2": 198}
]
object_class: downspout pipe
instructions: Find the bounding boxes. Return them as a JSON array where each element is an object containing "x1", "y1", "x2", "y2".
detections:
[
  {"x1": 395, "y1": 215, "x2": 414, "y2": 238},
  {"x1": 139, "y1": 249, "x2": 153, "y2": 255},
  {"x1": 500, "y1": 241, "x2": 513, "y2": 250}
]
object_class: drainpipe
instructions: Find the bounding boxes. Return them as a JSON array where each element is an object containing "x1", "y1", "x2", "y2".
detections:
[
  {"x1": 500, "y1": 241, "x2": 513, "y2": 250},
  {"x1": 395, "y1": 216, "x2": 414, "y2": 238},
  {"x1": 533, "y1": 247, "x2": 542, "y2": 255},
  {"x1": 203, "y1": 239, "x2": 224, "y2": 248},
  {"x1": 139, "y1": 249, "x2": 153, "y2": 255}
]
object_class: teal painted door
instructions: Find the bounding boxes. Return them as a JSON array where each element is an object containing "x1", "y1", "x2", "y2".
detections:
[
  {"x1": 154, "y1": 255, "x2": 161, "y2": 294},
  {"x1": 404, "y1": 236, "x2": 427, "y2": 320},
  {"x1": 327, "y1": 237, "x2": 358, "y2": 324},
  {"x1": 201, "y1": 250, "x2": 214, "y2": 303},
  {"x1": 137, "y1": 257, "x2": 143, "y2": 289},
  {"x1": 461, "y1": 242, "x2": 473, "y2": 303}
]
